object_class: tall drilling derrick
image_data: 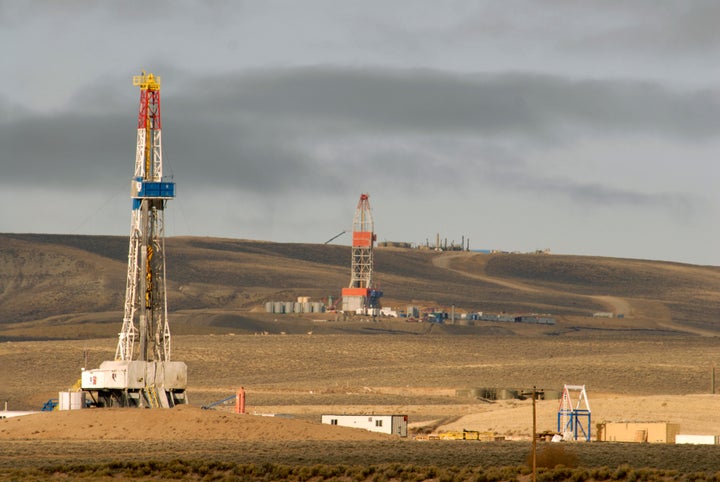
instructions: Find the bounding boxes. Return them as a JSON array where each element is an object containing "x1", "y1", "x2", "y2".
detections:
[
  {"x1": 341, "y1": 194, "x2": 383, "y2": 314},
  {"x1": 81, "y1": 72, "x2": 187, "y2": 408}
]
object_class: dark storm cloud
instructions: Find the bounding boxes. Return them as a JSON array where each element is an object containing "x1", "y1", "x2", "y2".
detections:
[
  {"x1": 177, "y1": 68, "x2": 720, "y2": 141},
  {"x1": 1, "y1": 67, "x2": 715, "y2": 205},
  {"x1": 0, "y1": 111, "x2": 132, "y2": 185},
  {"x1": 164, "y1": 68, "x2": 719, "y2": 202}
]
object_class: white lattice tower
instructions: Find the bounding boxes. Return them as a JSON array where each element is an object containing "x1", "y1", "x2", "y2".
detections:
[
  {"x1": 115, "y1": 72, "x2": 174, "y2": 363},
  {"x1": 558, "y1": 384, "x2": 592, "y2": 441}
]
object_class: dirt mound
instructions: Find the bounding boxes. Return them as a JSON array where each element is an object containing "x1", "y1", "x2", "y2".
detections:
[{"x1": 0, "y1": 405, "x2": 391, "y2": 441}]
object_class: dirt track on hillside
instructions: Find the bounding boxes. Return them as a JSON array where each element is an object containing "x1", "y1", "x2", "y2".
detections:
[{"x1": 432, "y1": 252, "x2": 681, "y2": 329}]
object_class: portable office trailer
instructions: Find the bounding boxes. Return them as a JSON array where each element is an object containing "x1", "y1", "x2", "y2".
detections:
[
  {"x1": 321, "y1": 414, "x2": 408, "y2": 437},
  {"x1": 676, "y1": 434, "x2": 719, "y2": 445}
]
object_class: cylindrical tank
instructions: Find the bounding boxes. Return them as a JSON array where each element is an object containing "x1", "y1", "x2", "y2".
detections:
[
  {"x1": 496, "y1": 389, "x2": 517, "y2": 400},
  {"x1": 284, "y1": 301, "x2": 294, "y2": 313},
  {"x1": 543, "y1": 389, "x2": 562, "y2": 400},
  {"x1": 311, "y1": 302, "x2": 323, "y2": 313},
  {"x1": 265, "y1": 302, "x2": 274, "y2": 313},
  {"x1": 273, "y1": 302, "x2": 284, "y2": 314},
  {"x1": 302, "y1": 302, "x2": 312, "y2": 313},
  {"x1": 473, "y1": 388, "x2": 496, "y2": 400},
  {"x1": 293, "y1": 302, "x2": 303, "y2": 313},
  {"x1": 58, "y1": 391, "x2": 86, "y2": 410}
]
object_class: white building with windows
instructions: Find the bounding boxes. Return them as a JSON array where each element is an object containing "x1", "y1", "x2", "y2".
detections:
[{"x1": 321, "y1": 414, "x2": 408, "y2": 437}]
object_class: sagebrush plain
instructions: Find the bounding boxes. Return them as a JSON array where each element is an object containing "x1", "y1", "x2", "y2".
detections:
[{"x1": 2, "y1": 234, "x2": 720, "y2": 480}]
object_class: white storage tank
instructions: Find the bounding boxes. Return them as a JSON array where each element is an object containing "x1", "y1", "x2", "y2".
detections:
[
  {"x1": 273, "y1": 302, "x2": 285, "y2": 314},
  {"x1": 58, "y1": 391, "x2": 86, "y2": 410},
  {"x1": 265, "y1": 302, "x2": 274, "y2": 313}
]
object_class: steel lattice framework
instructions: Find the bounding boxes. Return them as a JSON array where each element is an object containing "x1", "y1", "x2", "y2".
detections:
[
  {"x1": 81, "y1": 72, "x2": 186, "y2": 409},
  {"x1": 558, "y1": 384, "x2": 592, "y2": 441},
  {"x1": 341, "y1": 194, "x2": 382, "y2": 313},
  {"x1": 116, "y1": 72, "x2": 174, "y2": 363},
  {"x1": 349, "y1": 194, "x2": 374, "y2": 290}
]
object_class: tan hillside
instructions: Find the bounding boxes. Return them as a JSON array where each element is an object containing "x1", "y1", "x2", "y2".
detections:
[
  {"x1": 0, "y1": 233, "x2": 718, "y2": 339},
  {"x1": 1, "y1": 234, "x2": 719, "y2": 475}
]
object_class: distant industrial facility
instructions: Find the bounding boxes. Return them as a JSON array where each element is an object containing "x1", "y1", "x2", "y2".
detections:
[{"x1": 265, "y1": 297, "x2": 326, "y2": 314}]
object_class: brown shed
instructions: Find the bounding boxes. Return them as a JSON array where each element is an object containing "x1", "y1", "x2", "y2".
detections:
[{"x1": 596, "y1": 422, "x2": 680, "y2": 444}]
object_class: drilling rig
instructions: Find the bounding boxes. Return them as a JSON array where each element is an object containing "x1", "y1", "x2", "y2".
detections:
[
  {"x1": 81, "y1": 72, "x2": 187, "y2": 408},
  {"x1": 341, "y1": 194, "x2": 383, "y2": 314}
]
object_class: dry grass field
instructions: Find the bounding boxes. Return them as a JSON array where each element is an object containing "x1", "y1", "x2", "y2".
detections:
[
  {"x1": 1, "y1": 234, "x2": 720, "y2": 479},
  {"x1": 4, "y1": 333, "x2": 720, "y2": 479}
]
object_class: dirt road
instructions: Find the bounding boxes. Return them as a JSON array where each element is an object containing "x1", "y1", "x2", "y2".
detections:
[{"x1": 431, "y1": 252, "x2": 681, "y2": 329}]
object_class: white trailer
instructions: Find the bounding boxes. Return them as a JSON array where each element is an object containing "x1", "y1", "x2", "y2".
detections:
[
  {"x1": 676, "y1": 434, "x2": 719, "y2": 445},
  {"x1": 321, "y1": 414, "x2": 408, "y2": 437},
  {"x1": 0, "y1": 411, "x2": 38, "y2": 419}
]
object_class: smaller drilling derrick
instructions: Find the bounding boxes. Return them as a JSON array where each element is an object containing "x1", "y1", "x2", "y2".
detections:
[
  {"x1": 558, "y1": 384, "x2": 591, "y2": 441},
  {"x1": 341, "y1": 194, "x2": 382, "y2": 314}
]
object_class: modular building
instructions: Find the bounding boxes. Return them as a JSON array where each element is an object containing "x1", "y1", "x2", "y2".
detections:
[
  {"x1": 596, "y1": 422, "x2": 680, "y2": 443},
  {"x1": 676, "y1": 435, "x2": 719, "y2": 445},
  {"x1": 0, "y1": 410, "x2": 38, "y2": 419},
  {"x1": 321, "y1": 414, "x2": 408, "y2": 437}
]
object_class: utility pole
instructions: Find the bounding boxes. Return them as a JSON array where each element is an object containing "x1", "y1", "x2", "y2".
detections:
[
  {"x1": 712, "y1": 364, "x2": 716, "y2": 394},
  {"x1": 532, "y1": 386, "x2": 537, "y2": 482}
]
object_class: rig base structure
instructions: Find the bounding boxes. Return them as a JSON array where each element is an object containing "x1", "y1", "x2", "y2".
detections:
[{"x1": 82, "y1": 360, "x2": 187, "y2": 408}]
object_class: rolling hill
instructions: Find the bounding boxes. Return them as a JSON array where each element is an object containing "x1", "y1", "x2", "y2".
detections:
[{"x1": 0, "y1": 233, "x2": 718, "y2": 339}]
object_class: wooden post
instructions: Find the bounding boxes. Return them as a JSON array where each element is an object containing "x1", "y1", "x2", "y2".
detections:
[
  {"x1": 712, "y1": 365, "x2": 716, "y2": 395},
  {"x1": 532, "y1": 386, "x2": 537, "y2": 482}
]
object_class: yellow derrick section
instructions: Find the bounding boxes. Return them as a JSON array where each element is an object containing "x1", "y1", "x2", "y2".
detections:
[{"x1": 132, "y1": 71, "x2": 161, "y2": 90}]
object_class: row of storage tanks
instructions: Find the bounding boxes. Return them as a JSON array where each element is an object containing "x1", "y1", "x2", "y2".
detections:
[
  {"x1": 455, "y1": 387, "x2": 562, "y2": 401},
  {"x1": 265, "y1": 301, "x2": 326, "y2": 314}
]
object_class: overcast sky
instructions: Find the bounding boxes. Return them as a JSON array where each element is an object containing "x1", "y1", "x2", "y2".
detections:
[{"x1": 1, "y1": 1, "x2": 718, "y2": 265}]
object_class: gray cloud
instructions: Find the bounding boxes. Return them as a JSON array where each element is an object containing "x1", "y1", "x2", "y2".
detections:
[
  {"x1": 1, "y1": 67, "x2": 716, "y2": 203},
  {"x1": 0, "y1": 1, "x2": 717, "y2": 264},
  {"x1": 492, "y1": 169, "x2": 695, "y2": 215},
  {"x1": 559, "y1": 1, "x2": 720, "y2": 56},
  {"x1": 176, "y1": 68, "x2": 720, "y2": 141}
]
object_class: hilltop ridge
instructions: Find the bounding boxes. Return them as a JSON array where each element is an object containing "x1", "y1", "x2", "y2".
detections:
[{"x1": 0, "y1": 233, "x2": 718, "y2": 339}]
